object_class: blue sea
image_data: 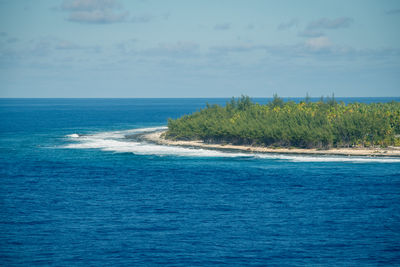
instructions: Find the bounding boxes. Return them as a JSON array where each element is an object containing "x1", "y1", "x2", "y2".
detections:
[{"x1": 1, "y1": 98, "x2": 400, "y2": 266}]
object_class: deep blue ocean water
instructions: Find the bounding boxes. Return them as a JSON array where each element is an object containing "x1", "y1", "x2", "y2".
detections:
[{"x1": 1, "y1": 98, "x2": 400, "y2": 266}]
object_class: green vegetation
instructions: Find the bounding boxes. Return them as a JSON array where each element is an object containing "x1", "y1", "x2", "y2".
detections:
[{"x1": 165, "y1": 95, "x2": 400, "y2": 149}]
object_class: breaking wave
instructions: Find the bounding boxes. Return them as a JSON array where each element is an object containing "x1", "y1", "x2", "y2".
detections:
[
  {"x1": 63, "y1": 127, "x2": 250, "y2": 158},
  {"x1": 62, "y1": 127, "x2": 400, "y2": 163}
]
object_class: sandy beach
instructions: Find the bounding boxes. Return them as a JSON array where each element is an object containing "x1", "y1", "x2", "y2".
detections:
[{"x1": 142, "y1": 130, "x2": 400, "y2": 157}]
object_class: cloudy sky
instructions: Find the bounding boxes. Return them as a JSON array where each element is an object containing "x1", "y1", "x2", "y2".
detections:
[{"x1": 0, "y1": 0, "x2": 399, "y2": 97}]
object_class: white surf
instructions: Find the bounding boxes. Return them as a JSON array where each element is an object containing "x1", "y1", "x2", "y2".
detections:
[{"x1": 63, "y1": 127, "x2": 400, "y2": 163}]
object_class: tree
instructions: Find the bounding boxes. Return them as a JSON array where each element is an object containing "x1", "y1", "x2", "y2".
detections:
[{"x1": 271, "y1": 93, "x2": 284, "y2": 108}]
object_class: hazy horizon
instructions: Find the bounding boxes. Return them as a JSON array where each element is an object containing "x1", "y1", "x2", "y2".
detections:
[{"x1": 2, "y1": 96, "x2": 400, "y2": 100}]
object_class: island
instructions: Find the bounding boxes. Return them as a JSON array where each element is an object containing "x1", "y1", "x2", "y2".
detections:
[{"x1": 143, "y1": 95, "x2": 400, "y2": 157}]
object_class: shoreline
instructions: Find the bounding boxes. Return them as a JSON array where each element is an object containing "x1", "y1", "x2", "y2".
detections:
[{"x1": 142, "y1": 130, "x2": 400, "y2": 157}]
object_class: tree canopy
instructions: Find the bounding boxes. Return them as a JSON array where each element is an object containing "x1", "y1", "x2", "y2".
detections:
[{"x1": 165, "y1": 96, "x2": 400, "y2": 149}]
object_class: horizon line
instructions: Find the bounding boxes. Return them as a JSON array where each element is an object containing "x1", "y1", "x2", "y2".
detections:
[{"x1": 1, "y1": 96, "x2": 400, "y2": 99}]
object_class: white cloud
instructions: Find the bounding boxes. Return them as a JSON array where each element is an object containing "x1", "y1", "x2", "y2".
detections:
[
  {"x1": 307, "y1": 17, "x2": 353, "y2": 30},
  {"x1": 68, "y1": 9, "x2": 128, "y2": 23},
  {"x1": 306, "y1": 36, "x2": 332, "y2": 50},
  {"x1": 61, "y1": 0, "x2": 128, "y2": 24},
  {"x1": 61, "y1": 0, "x2": 120, "y2": 11},
  {"x1": 297, "y1": 17, "x2": 353, "y2": 39}
]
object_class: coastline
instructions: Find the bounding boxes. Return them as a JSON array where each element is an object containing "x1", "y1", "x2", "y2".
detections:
[{"x1": 142, "y1": 130, "x2": 400, "y2": 157}]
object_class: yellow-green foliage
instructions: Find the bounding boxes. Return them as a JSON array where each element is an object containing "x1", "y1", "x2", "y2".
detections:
[{"x1": 166, "y1": 96, "x2": 400, "y2": 148}]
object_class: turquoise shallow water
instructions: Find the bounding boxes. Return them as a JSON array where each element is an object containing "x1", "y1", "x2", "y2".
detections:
[{"x1": 1, "y1": 98, "x2": 400, "y2": 265}]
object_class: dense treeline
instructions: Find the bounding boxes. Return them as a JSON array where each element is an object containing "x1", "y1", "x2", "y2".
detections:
[{"x1": 165, "y1": 95, "x2": 400, "y2": 149}]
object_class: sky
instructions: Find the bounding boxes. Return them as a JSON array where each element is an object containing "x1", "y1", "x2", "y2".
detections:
[{"x1": 0, "y1": 0, "x2": 399, "y2": 98}]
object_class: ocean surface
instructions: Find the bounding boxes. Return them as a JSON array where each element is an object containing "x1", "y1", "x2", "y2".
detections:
[{"x1": 1, "y1": 98, "x2": 400, "y2": 266}]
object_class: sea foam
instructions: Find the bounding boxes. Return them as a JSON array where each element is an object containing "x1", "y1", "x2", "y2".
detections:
[
  {"x1": 66, "y1": 133, "x2": 80, "y2": 138},
  {"x1": 63, "y1": 127, "x2": 248, "y2": 158},
  {"x1": 63, "y1": 127, "x2": 400, "y2": 163}
]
